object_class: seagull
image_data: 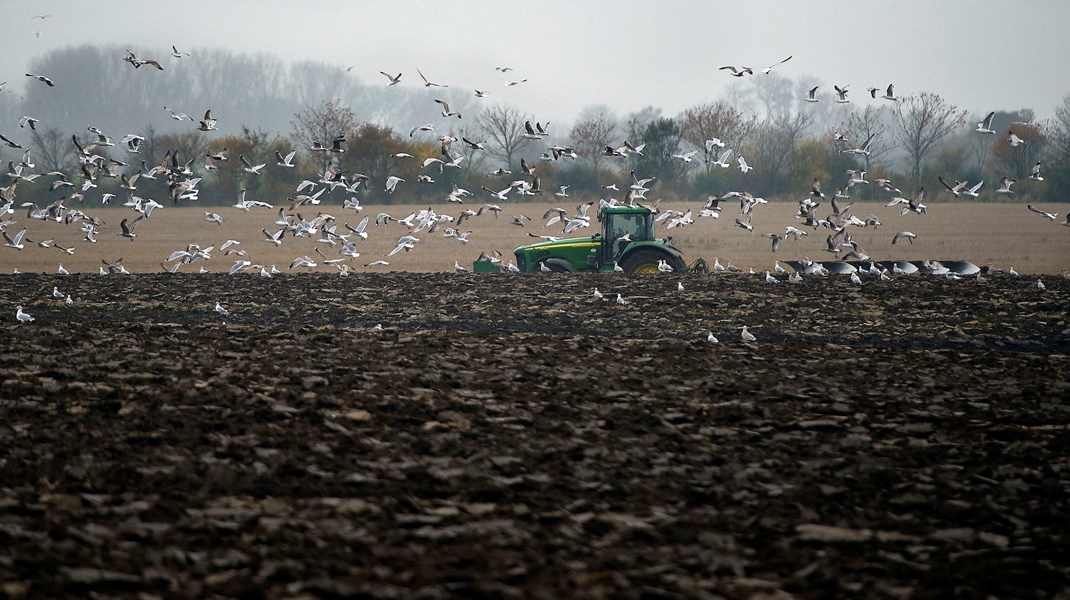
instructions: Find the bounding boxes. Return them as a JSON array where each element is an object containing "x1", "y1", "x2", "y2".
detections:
[
  {"x1": 18, "y1": 116, "x2": 39, "y2": 131},
  {"x1": 842, "y1": 133, "x2": 875, "y2": 155},
  {"x1": 171, "y1": 45, "x2": 190, "y2": 58},
  {"x1": 765, "y1": 271, "x2": 778, "y2": 284},
  {"x1": 995, "y1": 177, "x2": 1016, "y2": 195},
  {"x1": 892, "y1": 231, "x2": 917, "y2": 245},
  {"x1": 418, "y1": 68, "x2": 447, "y2": 88},
  {"x1": 3, "y1": 227, "x2": 27, "y2": 249},
  {"x1": 57, "y1": 264, "x2": 69, "y2": 276},
  {"x1": 26, "y1": 73, "x2": 55, "y2": 87},
  {"x1": 962, "y1": 180, "x2": 983, "y2": 199},
  {"x1": 719, "y1": 65, "x2": 753, "y2": 77},
  {"x1": 1027, "y1": 204, "x2": 1058, "y2": 221},
  {"x1": 380, "y1": 71, "x2": 402, "y2": 85},
  {"x1": 197, "y1": 109, "x2": 218, "y2": 131},
  {"x1": 707, "y1": 332, "x2": 719, "y2": 343},
  {"x1": 1030, "y1": 162, "x2": 1043, "y2": 181},
  {"x1": 1037, "y1": 279, "x2": 1046, "y2": 291},
  {"x1": 474, "y1": 89, "x2": 490, "y2": 97},
  {"x1": 850, "y1": 272, "x2": 863, "y2": 286},
  {"x1": 657, "y1": 259, "x2": 674, "y2": 273},
  {"x1": 52, "y1": 286, "x2": 64, "y2": 299},
  {"x1": 384, "y1": 176, "x2": 404, "y2": 193},
  {"x1": 1007, "y1": 130, "x2": 1026, "y2": 147},
  {"x1": 740, "y1": 326, "x2": 756, "y2": 342},
  {"x1": 453, "y1": 260, "x2": 468, "y2": 273},
  {"x1": 804, "y1": 85, "x2": 819, "y2": 103},
  {"x1": 975, "y1": 111, "x2": 996, "y2": 134},
  {"x1": 239, "y1": 154, "x2": 265, "y2": 174},
  {"x1": 593, "y1": 288, "x2": 604, "y2": 301},
  {"x1": 16, "y1": 306, "x2": 34, "y2": 323},
  {"x1": 710, "y1": 147, "x2": 733, "y2": 168},
  {"x1": 275, "y1": 149, "x2": 297, "y2": 167},
  {"x1": 759, "y1": 55, "x2": 792, "y2": 74},
  {"x1": 737, "y1": 155, "x2": 752, "y2": 173},
  {"x1": 833, "y1": 85, "x2": 849, "y2": 103},
  {"x1": 938, "y1": 176, "x2": 967, "y2": 197},
  {"x1": 203, "y1": 210, "x2": 224, "y2": 224},
  {"x1": 409, "y1": 123, "x2": 435, "y2": 137},
  {"x1": 215, "y1": 302, "x2": 229, "y2": 315},
  {"x1": 615, "y1": 293, "x2": 627, "y2": 305}
]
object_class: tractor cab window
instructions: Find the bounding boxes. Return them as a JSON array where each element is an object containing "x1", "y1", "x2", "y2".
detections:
[
  {"x1": 606, "y1": 212, "x2": 652, "y2": 258},
  {"x1": 608, "y1": 213, "x2": 649, "y2": 242}
]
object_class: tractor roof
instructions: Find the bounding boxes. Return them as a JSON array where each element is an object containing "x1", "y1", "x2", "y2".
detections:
[{"x1": 601, "y1": 205, "x2": 654, "y2": 215}]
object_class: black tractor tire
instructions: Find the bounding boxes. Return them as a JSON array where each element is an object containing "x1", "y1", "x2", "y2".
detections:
[
  {"x1": 541, "y1": 258, "x2": 577, "y2": 273},
  {"x1": 620, "y1": 248, "x2": 684, "y2": 274}
]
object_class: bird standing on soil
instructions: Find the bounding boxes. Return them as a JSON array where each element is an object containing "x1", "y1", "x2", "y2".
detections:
[
  {"x1": 741, "y1": 326, "x2": 756, "y2": 342},
  {"x1": 215, "y1": 302, "x2": 229, "y2": 315}
]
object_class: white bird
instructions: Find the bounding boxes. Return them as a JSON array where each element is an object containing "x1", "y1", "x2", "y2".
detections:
[
  {"x1": 434, "y1": 99, "x2": 460, "y2": 118},
  {"x1": 1037, "y1": 279, "x2": 1046, "y2": 291},
  {"x1": 215, "y1": 302, "x2": 229, "y2": 315},
  {"x1": 57, "y1": 264, "x2": 69, "y2": 276},
  {"x1": 234, "y1": 155, "x2": 263, "y2": 175},
  {"x1": 995, "y1": 177, "x2": 1016, "y2": 195},
  {"x1": 380, "y1": 71, "x2": 402, "y2": 85},
  {"x1": 615, "y1": 293, "x2": 627, "y2": 305},
  {"x1": 975, "y1": 111, "x2": 996, "y2": 134},
  {"x1": 740, "y1": 326, "x2": 756, "y2": 342},
  {"x1": 52, "y1": 286, "x2": 64, "y2": 298},
  {"x1": 1030, "y1": 162, "x2": 1043, "y2": 181},
  {"x1": 613, "y1": 262, "x2": 624, "y2": 273},
  {"x1": 197, "y1": 109, "x2": 218, "y2": 132},
  {"x1": 453, "y1": 260, "x2": 468, "y2": 273},
  {"x1": 765, "y1": 271, "x2": 778, "y2": 284},
  {"x1": 3, "y1": 226, "x2": 27, "y2": 249},
  {"x1": 677, "y1": 281, "x2": 685, "y2": 292},
  {"x1": 804, "y1": 85, "x2": 819, "y2": 103},
  {"x1": 275, "y1": 149, "x2": 297, "y2": 167},
  {"x1": 850, "y1": 272, "x2": 863, "y2": 286},
  {"x1": 711, "y1": 147, "x2": 733, "y2": 168},
  {"x1": 16, "y1": 305, "x2": 34, "y2": 322},
  {"x1": 657, "y1": 259, "x2": 674, "y2": 273},
  {"x1": 593, "y1": 288, "x2": 604, "y2": 301},
  {"x1": 171, "y1": 45, "x2": 190, "y2": 58},
  {"x1": 65, "y1": 294, "x2": 73, "y2": 305},
  {"x1": 707, "y1": 332, "x2": 719, "y2": 343},
  {"x1": 203, "y1": 210, "x2": 224, "y2": 224},
  {"x1": 384, "y1": 176, "x2": 404, "y2": 193},
  {"x1": 1027, "y1": 204, "x2": 1058, "y2": 221},
  {"x1": 759, "y1": 55, "x2": 792, "y2": 74},
  {"x1": 962, "y1": 180, "x2": 984, "y2": 198},
  {"x1": 833, "y1": 85, "x2": 849, "y2": 103},
  {"x1": 892, "y1": 231, "x2": 917, "y2": 245},
  {"x1": 418, "y1": 68, "x2": 447, "y2": 88},
  {"x1": 1007, "y1": 130, "x2": 1026, "y2": 147},
  {"x1": 737, "y1": 155, "x2": 752, "y2": 173}
]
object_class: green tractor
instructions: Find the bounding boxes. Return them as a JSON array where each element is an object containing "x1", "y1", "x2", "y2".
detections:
[{"x1": 511, "y1": 205, "x2": 688, "y2": 273}]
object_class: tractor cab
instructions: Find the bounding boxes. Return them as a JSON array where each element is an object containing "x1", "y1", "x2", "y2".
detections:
[{"x1": 600, "y1": 206, "x2": 656, "y2": 264}]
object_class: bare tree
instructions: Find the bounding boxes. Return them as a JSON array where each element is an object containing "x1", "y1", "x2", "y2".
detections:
[
  {"x1": 568, "y1": 104, "x2": 617, "y2": 171},
  {"x1": 750, "y1": 73, "x2": 794, "y2": 120},
  {"x1": 474, "y1": 103, "x2": 533, "y2": 171},
  {"x1": 31, "y1": 127, "x2": 76, "y2": 173},
  {"x1": 842, "y1": 105, "x2": 891, "y2": 171},
  {"x1": 891, "y1": 92, "x2": 967, "y2": 189},
  {"x1": 1050, "y1": 94, "x2": 1070, "y2": 198},
  {"x1": 290, "y1": 98, "x2": 357, "y2": 173},
  {"x1": 678, "y1": 101, "x2": 754, "y2": 175}
]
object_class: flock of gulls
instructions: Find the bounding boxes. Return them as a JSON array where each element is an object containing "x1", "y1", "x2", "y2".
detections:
[{"x1": 1, "y1": 36, "x2": 1067, "y2": 337}]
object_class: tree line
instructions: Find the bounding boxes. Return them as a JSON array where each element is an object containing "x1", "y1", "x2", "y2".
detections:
[{"x1": 1, "y1": 44, "x2": 1067, "y2": 207}]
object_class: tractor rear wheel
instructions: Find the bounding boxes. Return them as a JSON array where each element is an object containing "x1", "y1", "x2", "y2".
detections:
[{"x1": 620, "y1": 248, "x2": 681, "y2": 274}]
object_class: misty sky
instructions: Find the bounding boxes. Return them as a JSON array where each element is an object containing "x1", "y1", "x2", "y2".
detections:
[{"x1": 2, "y1": 0, "x2": 1068, "y2": 128}]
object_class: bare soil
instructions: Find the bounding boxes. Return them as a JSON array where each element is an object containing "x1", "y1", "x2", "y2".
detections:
[{"x1": 1, "y1": 271, "x2": 1068, "y2": 599}]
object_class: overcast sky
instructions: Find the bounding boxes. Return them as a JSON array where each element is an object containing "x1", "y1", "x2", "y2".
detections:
[{"x1": 2, "y1": 0, "x2": 1068, "y2": 126}]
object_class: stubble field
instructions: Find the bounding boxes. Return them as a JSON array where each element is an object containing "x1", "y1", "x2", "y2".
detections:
[{"x1": 2, "y1": 199, "x2": 1069, "y2": 275}]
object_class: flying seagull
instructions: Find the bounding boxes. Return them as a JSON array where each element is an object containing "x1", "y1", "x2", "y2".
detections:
[
  {"x1": 975, "y1": 111, "x2": 996, "y2": 134},
  {"x1": 719, "y1": 65, "x2": 753, "y2": 77},
  {"x1": 417, "y1": 68, "x2": 447, "y2": 87},
  {"x1": 380, "y1": 71, "x2": 402, "y2": 85},
  {"x1": 759, "y1": 55, "x2": 792, "y2": 74}
]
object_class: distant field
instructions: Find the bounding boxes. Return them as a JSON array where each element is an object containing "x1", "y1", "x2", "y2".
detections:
[{"x1": 1, "y1": 199, "x2": 1068, "y2": 275}]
